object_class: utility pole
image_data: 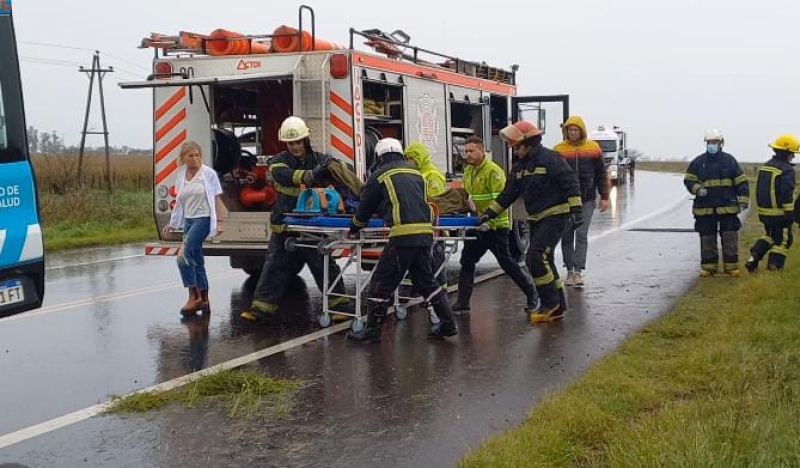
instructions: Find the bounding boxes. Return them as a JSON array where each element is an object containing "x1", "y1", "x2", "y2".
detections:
[{"x1": 78, "y1": 51, "x2": 114, "y2": 191}]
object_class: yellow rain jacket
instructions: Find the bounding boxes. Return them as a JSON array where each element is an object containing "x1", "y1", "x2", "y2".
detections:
[
  {"x1": 404, "y1": 142, "x2": 447, "y2": 198},
  {"x1": 463, "y1": 154, "x2": 510, "y2": 230}
]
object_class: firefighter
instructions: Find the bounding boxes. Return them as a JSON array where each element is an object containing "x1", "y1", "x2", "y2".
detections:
[
  {"x1": 241, "y1": 116, "x2": 349, "y2": 323},
  {"x1": 404, "y1": 142, "x2": 448, "y2": 291},
  {"x1": 683, "y1": 129, "x2": 750, "y2": 277},
  {"x1": 745, "y1": 134, "x2": 799, "y2": 272},
  {"x1": 553, "y1": 115, "x2": 610, "y2": 289},
  {"x1": 478, "y1": 121, "x2": 582, "y2": 323},
  {"x1": 451, "y1": 136, "x2": 538, "y2": 314},
  {"x1": 346, "y1": 138, "x2": 457, "y2": 343}
]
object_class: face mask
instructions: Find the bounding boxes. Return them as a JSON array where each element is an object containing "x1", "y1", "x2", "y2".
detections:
[{"x1": 706, "y1": 143, "x2": 720, "y2": 154}]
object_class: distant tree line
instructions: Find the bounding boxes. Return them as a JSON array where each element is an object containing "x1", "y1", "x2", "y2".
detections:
[{"x1": 26, "y1": 126, "x2": 151, "y2": 155}]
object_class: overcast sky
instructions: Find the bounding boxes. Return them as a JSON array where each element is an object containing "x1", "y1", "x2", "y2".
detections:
[{"x1": 13, "y1": 0, "x2": 799, "y2": 161}]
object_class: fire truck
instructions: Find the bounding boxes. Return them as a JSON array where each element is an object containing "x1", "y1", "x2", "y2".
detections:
[{"x1": 121, "y1": 6, "x2": 568, "y2": 275}]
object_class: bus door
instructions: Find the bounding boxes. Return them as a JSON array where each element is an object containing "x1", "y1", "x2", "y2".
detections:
[{"x1": 0, "y1": 2, "x2": 46, "y2": 318}]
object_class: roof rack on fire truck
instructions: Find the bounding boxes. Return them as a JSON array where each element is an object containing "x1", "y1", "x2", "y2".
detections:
[
  {"x1": 140, "y1": 4, "x2": 320, "y2": 59},
  {"x1": 137, "y1": 4, "x2": 516, "y2": 85},
  {"x1": 349, "y1": 28, "x2": 517, "y2": 85}
]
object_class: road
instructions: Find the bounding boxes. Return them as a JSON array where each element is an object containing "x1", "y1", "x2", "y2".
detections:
[{"x1": 0, "y1": 171, "x2": 700, "y2": 467}]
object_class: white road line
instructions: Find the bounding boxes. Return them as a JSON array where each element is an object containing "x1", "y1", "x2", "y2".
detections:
[
  {"x1": 1, "y1": 271, "x2": 242, "y2": 323},
  {"x1": 45, "y1": 254, "x2": 146, "y2": 271},
  {"x1": 0, "y1": 193, "x2": 691, "y2": 449},
  {"x1": 0, "y1": 321, "x2": 351, "y2": 451}
]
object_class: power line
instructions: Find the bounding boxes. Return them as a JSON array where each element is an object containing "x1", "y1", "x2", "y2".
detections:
[
  {"x1": 19, "y1": 57, "x2": 86, "y2": 67},
  {"x1": 20, "y1": 40, "x2": 151, "y2": 72}
]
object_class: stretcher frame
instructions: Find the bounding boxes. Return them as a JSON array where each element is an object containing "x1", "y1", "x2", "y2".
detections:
[{"x1": 283, "y1": 221, "x2": 484, "y2": 331}]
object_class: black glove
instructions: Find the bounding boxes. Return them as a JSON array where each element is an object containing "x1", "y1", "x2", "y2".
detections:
[
  {"x1": 570, "y1": 210, "x2": 584, "y2": 229},
  {"x1": 312, "y1": 163, "x2": 330, "y2": 181},
  {"x1": 347, "y1": 223, "x2": 360, "y2": 239},
  {"x1": 302, "y1": 170, "x2": 315, "y2": 186}
]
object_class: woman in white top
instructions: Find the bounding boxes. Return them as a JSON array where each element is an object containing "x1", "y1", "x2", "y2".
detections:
[{"x1": 162, "y1": 141, "x2": 227, "y2": 316}]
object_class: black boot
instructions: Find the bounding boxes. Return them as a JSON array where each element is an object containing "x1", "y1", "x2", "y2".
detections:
[
  {"x1": 346, "y1": 316, "x2": 384, "y2": 343},
  {"x1": 451, "y1": 297, "x2": 471, "y2": 314},
  {"x1": 427, "y1": 295, "x2": 457, "y2": 340},
  {"x1": 428, "y1": 321, "x2": 458, "y2": 340}
]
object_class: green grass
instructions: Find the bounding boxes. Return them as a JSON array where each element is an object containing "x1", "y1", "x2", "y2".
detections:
[
  {"x1": 461, "y1": 209, "x2": 800, "y2": 467},
  {"x1": 40, "y1": 190, "x2": 156, "y2": 251},
  {"x1": 107, "y1": 368, "x2": 303, "y2": 419}
]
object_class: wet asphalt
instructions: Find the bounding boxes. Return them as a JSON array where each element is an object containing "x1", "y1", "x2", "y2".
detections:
[{"x1": 0, "y1": 171, "x2": 701, "y2": 467}]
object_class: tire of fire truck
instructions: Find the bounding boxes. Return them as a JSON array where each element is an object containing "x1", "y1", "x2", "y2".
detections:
[
  {"x1": 230, "y1": 255, "x2": 263, "y2": 277},
  {"x1": 212, "y1": 128, "x2": 242, "y2": 175}
]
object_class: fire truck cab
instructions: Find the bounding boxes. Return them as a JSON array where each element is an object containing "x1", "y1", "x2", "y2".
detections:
[{"x1": 121, "y1": 6, "x2": 567, "y2": 274}]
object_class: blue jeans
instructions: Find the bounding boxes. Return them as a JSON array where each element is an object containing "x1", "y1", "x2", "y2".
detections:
[{"x1": 178, "y1": 217, "x2": 210, "y2": 290}]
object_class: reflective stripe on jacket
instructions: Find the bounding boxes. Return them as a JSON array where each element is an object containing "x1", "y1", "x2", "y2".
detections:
[
  {"x1": 683, "y1": 151, "x2": 749, "y2": 217},
  {"x1": 488, "y1": 145, "x2": 582, "y2": 221},
  {"x1": 351, "y1": 153, "x2": 433, "y2": 247},
  {"x1": 755, "y1": 157, "x2": 795, "y2": 223},
  {"x1": 463, "y1": 155, "x2": 509, "y2": 229}
]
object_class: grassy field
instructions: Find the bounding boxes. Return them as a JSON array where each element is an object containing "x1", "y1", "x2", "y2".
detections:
[
  {"x1": 32, "y1": 153, "x2": 156, "y2": 251},
  {"x1": 461, "y1": 208, "x2": 800, "y2": 467}
]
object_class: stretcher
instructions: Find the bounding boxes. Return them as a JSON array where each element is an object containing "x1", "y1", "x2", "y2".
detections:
[{"x1": 283, "y1": 214, "x2": 485, "y2": 332}]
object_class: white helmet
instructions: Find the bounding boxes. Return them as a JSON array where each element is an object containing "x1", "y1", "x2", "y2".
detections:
[
  {"x1": 374, "y1": 138, "x2": 404, "y2": 157},
  {"x1": 278, "y1": 116, "x2": 311, "y2": 142},
  {"x1": 703, "y1": 129, "x2": 724, "y2": 142}
]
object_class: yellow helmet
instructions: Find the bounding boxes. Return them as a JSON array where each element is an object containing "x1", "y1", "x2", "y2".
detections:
[
  {"x1": 768, "y1": 134, "x2": 800, "y2": 153},
  {"x1": 278, "y1": 116, "x2": 311, "y2": 142}
]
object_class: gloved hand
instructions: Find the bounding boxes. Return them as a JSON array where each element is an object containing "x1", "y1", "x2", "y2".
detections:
[
  {"x1": 477, "y1": 213, "x2": 492, "y2": 226},
  {"x1": 312, "y1": 163, "x2": 330, "y2": 182},
  {"x1": 696, "y1": 187, "x2": 708, "y2": 197},
  {"x1": 302, "y1": 170, "x2": 315, "y2": 186},
  {"x1": 347, "y1": 224, "x2": 360, "y2": 239},
  {"x1": 570, "y1": 210, "x2": 584, "y2": 229}
]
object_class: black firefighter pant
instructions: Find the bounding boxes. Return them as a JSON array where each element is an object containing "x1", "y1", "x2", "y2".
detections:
[
  {"x1": 526, "y1": 215, "x2": 567, "y2": 310},
  {"x1": 749, "y1": 221, "x2": 794, "y2": 270},
  {"x1": 368, "y1": 244, "x2": 455, "y2": 327},
  {"x1": 457, "y1": 228, "x2": 536, "y2": 306},
  {"x1": 695, "y1": 214, "x2": 741, "y2": 272},
  {"x1": 253, "y1": 232, "x2": 346, "y2": 304}
]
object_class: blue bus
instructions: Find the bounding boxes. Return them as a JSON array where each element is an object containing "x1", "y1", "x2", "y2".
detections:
[{"x1": 0, "y1": 0, "x2": 45, "y2": 318}]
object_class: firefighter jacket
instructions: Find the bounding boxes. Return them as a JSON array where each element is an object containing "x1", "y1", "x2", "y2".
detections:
[
  {"x1": 269, "y1": 149, "x2": 335, "y2": 232},
  {"x1": 405, "y1": 142, "x2": 447, "y2": 198},
  {"x1": 553, "y1": 116, "x2": 610, "y2": 202},
  {"x1": 684, "y1": 151, "x2": 749, "y2": 217},
  {"x1": 350, "y1": 153, "x2": 433, "y2": 247},
  {"x1": 755, "y1": 156, "x2": 795, "y2": 224},
  {"x1": 486, "y1": 145, "x2": 582, "y2": 222},
  {"x1": 463, "y1": 155, "x2": 510, "y2": 230}
]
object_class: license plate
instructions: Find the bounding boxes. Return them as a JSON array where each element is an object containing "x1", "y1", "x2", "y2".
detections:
[{"x1": 0, "y1": 280, "x2": 25, "y2": 306}]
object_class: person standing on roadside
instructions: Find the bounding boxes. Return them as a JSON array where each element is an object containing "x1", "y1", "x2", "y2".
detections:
[
  {"x1": 745, "y1": 134, "x2": 799, "y2": 272},
  {"x1": 163, "y1": 141, "x2": 227, "y2": 316},
  {"x1": 553, "y1": 115, "x2": 609, "y2": 289},
  {"x1": 683, "y1": 129, "x2": 749, "y2": 277}
]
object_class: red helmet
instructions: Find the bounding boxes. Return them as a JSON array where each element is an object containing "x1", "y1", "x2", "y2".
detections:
[{"x1": 500, "y1": 120, "x2": 543, "y2": 146}]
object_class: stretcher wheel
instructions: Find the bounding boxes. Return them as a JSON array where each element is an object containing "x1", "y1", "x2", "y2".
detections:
[
  {"x1": 394, "y1": 305, "x2": 408, "y2": 320},
  {"x1": 318, "y1": 313, "x2": 332, "y2": 328},
  {"x1": 317, "y1": 241, "x2": 329, "y2": 255},
  {"x1": 284, "y1": 237, "x2": 298, "y2": 252},
  {"x1": 433, "y1": 242, "x2": 445, "y2": 255},
  {"x1": 428, "y1": 306, "x2": 440, "y2": 325},
  {"x1": 351, "y1": 318, "x2": 365, "y2": 333}
]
